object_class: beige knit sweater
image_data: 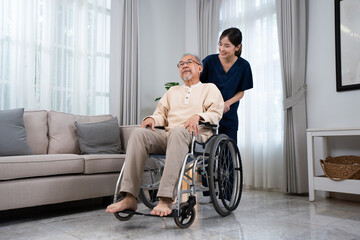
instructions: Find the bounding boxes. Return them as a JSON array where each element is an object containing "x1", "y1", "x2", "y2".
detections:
[{"x1": 149, "y1": 82, "x2": 224, "y2": 141}]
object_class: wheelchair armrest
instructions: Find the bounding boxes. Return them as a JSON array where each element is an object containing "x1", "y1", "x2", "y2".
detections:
[
  {"x1": 199, "y1": 122, "x2": 218, "y2": 129},
  {"x1": 155, "y1": 123, "x2": 216, "y2": 131},
  {"x1": 153, "y1": 123, "x2": 217, "y2": 134},
  {"x1": 199, "y1": 122, "x2": 218, "y2": 135},
  {"x1": 191, "y1": 122, "x2": 219, "y2": 155}
]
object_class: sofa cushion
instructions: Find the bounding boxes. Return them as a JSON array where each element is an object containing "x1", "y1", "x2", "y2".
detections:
[
  {"x1": 82, "y1": 154, "x2": 126, "y2": 174},
  {"x1": 0, "y1": 154, "x2": 84, "y2": 180},
  {"x1": 0, "y1": 108, "x2": 33, "y2": 156},
  {"x1": 48, "y1": 111, "x2": 113, "y2": 154},
  {"x1": 75, "y1": 117, "x2": 121, "y2": 154},
  {"x1": 24, "y1": 110, "x2": 49, "y2": 154}
]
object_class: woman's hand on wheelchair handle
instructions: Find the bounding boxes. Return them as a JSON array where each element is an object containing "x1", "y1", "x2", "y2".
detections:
[{"x1": 184, "y1": 114, "x2": 201, "y2": 136}]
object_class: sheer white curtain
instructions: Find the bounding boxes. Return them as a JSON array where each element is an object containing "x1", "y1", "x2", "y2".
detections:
[
  {"x1": 0, "y1": 0, "x2": 111, "y2": 115},
  {"x1": 220, "y1": 0, "x2": 283, "y2": 190}
]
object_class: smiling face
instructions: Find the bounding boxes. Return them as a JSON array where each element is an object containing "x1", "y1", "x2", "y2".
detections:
[
  {"x1": 218, "y1": 36, "x2": 241, "y2": 59},
  {"x1": 178, "y1": 55, "x2": 203, "y2": 81}
]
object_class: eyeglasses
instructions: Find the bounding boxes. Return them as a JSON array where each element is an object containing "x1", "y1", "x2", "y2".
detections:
[{"x1": 177, "y1": 59, "x2": 200, "y2": 68}]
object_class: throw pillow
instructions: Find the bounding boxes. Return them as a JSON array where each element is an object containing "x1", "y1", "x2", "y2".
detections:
[
  {"x1": 75, "y1": 117, "x2": 121, "y2": 154},
  {"x1": 0, "y1": 108, "x2": 34, "y2": 156},
  {"x1": 47, "y1": 111, "x2": 113, "y2": 154}
]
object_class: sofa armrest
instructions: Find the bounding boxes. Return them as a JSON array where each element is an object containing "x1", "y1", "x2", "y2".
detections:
[{"x1": 119, "y1": 125, "x2": 140, "y2": 152}]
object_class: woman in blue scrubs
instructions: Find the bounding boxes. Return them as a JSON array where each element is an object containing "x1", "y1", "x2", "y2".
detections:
[
  {"x1": 199, "y1": 28, "x2": 253, "y2": 203},
  {"x1": 201, "y1": 27, "x2": 253, "y2": 144}
]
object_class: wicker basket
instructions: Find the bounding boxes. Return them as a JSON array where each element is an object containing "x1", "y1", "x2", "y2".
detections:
[{"x1": 320, "y1": 155, "x2": 360, "y2": 181}]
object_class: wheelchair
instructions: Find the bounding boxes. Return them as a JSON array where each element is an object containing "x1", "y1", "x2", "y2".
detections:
[{"x1": 112, "y1": 123, "x2": 243, "y2": 228}]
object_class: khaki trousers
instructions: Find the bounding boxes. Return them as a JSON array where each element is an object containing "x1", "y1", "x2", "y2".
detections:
[{"x1": 120, "y1": 126, "x2": 200, "y2": 200}]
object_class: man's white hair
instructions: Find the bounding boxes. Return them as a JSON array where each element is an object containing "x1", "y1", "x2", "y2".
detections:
[{"x1": 181, "y1": 53, "x2": 203, "y2": 67}]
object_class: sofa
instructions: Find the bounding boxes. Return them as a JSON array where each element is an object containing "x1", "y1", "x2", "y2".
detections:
[{"x1": 0, "y1": 109, "x2": 137, "y2": 211}]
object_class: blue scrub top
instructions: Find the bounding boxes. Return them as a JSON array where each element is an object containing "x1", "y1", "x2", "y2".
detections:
[{"x1": 200, "y1": 54, "x2": 253, "y2": 130}]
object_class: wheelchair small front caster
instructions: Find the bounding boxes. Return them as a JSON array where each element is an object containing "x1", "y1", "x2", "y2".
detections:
[
  {"x1": 174, "y1": 202, "x2": 196, "y2": 228},
  {"x1": 112, "y1": 198, "x2": 135, "y2": 221},
  {"x1": 114, "y1": 210, "x2": 135, "y2": 221}
]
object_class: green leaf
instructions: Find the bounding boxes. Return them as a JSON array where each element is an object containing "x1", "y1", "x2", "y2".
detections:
[{"x1": 155, "y1": 82, "x2": 180, "y2": 101}]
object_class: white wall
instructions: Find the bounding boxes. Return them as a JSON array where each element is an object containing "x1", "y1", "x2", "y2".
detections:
[
  {"x1": 139, "y1": 0, "x2": 198, "y2": 119},
  {"x1": 306, "y1": 0, "x2": 360, "y2": 129},
  {"x1": 139, "y1": 0, "x2": 186, "y2": 119}
]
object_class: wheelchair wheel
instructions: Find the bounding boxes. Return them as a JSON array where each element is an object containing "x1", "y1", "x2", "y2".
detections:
[
  {"x1": 139, "y1": 188, "x2": 158, "y2": 209},
  {"x1": 139, "y1": 156, "x2": 164, "y2": 209},
  {"x1": 208, "y1": 134, "x2": 243, "y2": 216},
  {"x1": 174, "y1": 202, "x2": 196, "y2": 228},
  {"x1": 113, "y1": 198, "x2": 135, "y2": 221},
  {"x1": 218, "y1": 138, "x2": 243, "y2": 211},
  {"x1": 114, "y1": 210, "x2": 135, "y2": 221}
]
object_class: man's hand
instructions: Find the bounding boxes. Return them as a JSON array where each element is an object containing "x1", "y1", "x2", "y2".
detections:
[
  {"x1": 141, "y1": 117, "x2": 155, "y2": 131},
  {"x1": 184, "y1": 114, "x2": 201, "y2": 136}
]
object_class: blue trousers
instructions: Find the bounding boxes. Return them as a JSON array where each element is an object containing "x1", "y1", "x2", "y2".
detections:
[{"x1": 219, "y1": 126, "x2": 237, "y2": 144}]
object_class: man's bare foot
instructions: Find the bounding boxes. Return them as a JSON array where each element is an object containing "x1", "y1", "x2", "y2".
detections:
[
  {"x1": 150, "y1": 197, "x2": 173, "y2": 217},
  {"x1": 106, "y1": 193, "x2": 137, "y2": 213}
]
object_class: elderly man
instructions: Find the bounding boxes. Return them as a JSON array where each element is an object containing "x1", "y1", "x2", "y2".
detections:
[{"x1": 106, "y1": 54, "x2": 224, "y2": 217}]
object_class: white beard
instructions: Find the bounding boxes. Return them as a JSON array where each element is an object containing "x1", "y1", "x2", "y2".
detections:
[{"x1": 182, "y1": 73, "x2": 192, "y2": 81}]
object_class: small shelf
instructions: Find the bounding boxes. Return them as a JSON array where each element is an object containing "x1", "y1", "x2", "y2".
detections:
[
  {"x1": 313, "y1": 176, "x2": 360, "y2": 195},
  {"x1": 307, "y1": 128, "x2": 360, "y2": 201}
]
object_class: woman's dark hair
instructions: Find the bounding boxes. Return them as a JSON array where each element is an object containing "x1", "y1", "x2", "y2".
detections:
[{"x1": 219, "y1": 27, "x2": 243, "y2": 57}]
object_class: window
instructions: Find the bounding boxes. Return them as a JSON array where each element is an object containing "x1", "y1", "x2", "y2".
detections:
[
  {"x1": 219, "y1": 0, "x2": 283, "y2": 189},
  {"x1": 0, "y1": 0, "x2": 111, "y2": 115}
]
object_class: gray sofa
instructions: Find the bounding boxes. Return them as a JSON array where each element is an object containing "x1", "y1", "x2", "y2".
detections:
[{"x1": 0, "y1": 110, "x2": 137, "y2": 211}]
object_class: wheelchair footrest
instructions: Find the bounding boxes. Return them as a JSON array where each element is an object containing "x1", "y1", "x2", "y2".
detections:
[{"x1": 118, "y1": 209, "x2": 178, "y2": 218}]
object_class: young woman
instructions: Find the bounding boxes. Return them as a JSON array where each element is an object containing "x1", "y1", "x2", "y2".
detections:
[
  {"x1": 201, "y1": 27, "x2": 253, "y2": 144},
  {"x1": 199, "y1": 28, "x2": 253, "y2": 203}
]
